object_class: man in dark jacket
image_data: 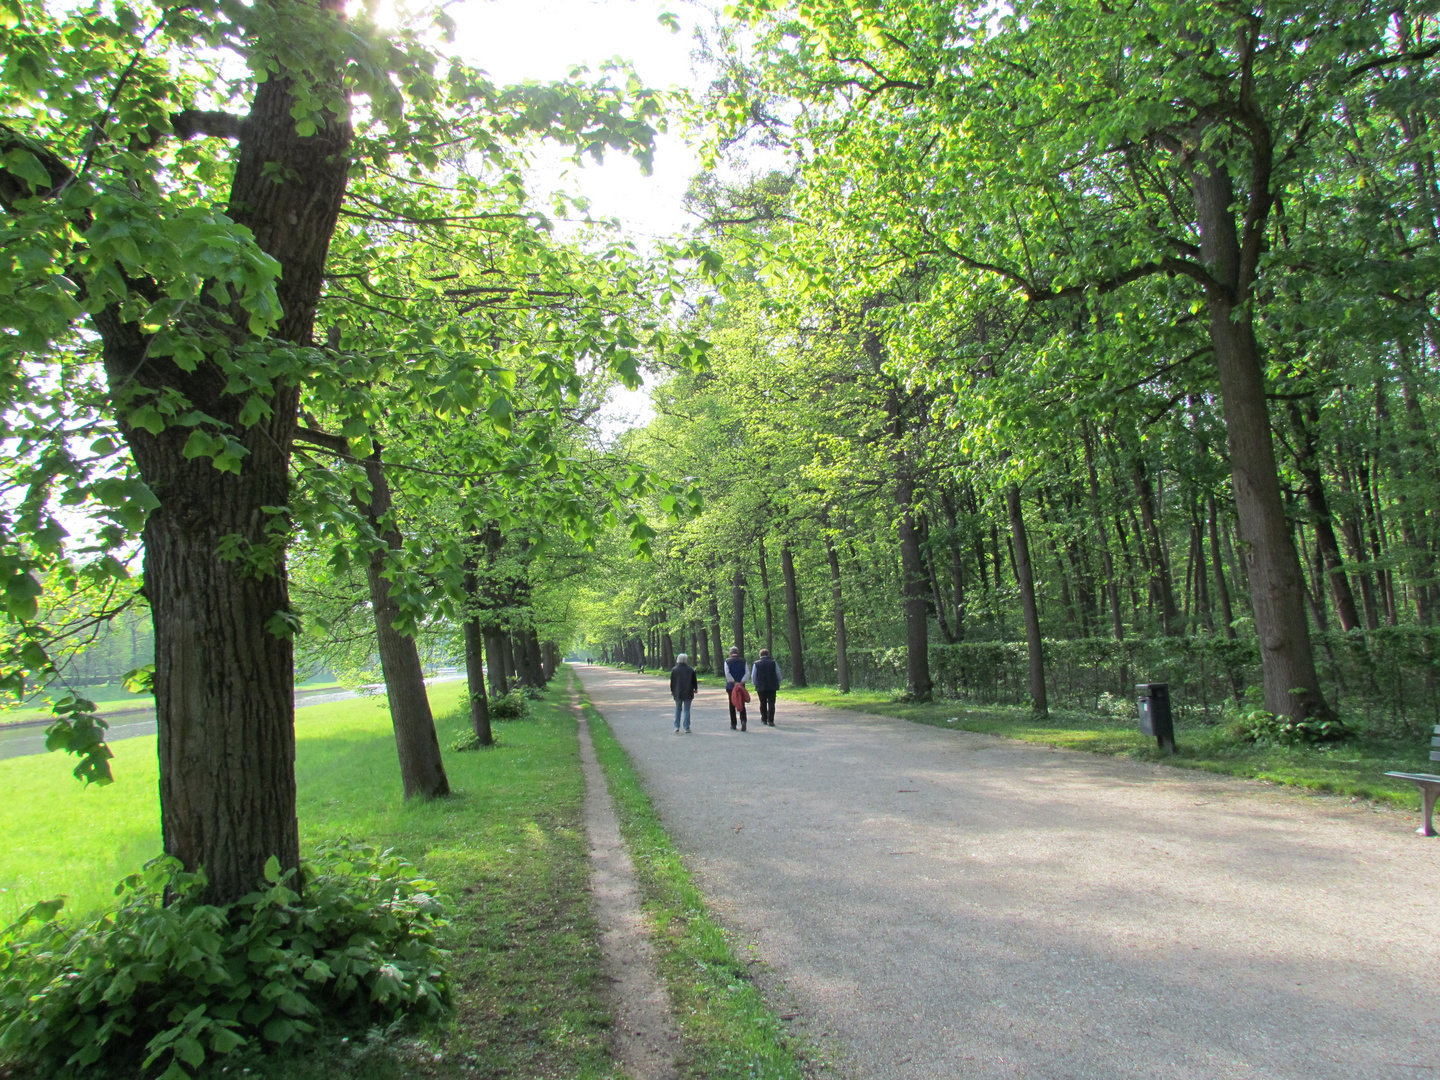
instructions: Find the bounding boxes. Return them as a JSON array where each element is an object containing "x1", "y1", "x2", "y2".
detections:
[
  {"x1": 670, "y1": 653, "x2": 698, "y2": 733},
  {"x1": 752, "y1": 648, "x2": 781, "y2": 726}
]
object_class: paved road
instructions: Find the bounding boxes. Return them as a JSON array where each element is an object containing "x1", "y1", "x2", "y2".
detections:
[
  {"x1": 0, "y1": 675, "x2": 465, "y2": 760},
  {"x1": 577, "y1": 666, "x2": 1440, "y2": 1080}
]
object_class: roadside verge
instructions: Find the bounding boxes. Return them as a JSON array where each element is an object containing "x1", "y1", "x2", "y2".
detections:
[{"x1": 571, "y1": 675, "x2": 814, "y2": 1080}]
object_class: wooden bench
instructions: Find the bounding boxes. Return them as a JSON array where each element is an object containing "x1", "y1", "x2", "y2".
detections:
[{"x1": 1387, "y1": 731, "x2": 1440, "y2": 836}]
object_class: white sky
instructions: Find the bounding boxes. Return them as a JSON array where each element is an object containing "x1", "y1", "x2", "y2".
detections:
[{"x1": 441, "y1": 0, "x2": 714, "y2": 427}]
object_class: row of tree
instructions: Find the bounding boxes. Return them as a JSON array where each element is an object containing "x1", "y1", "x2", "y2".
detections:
[
  {"x1": 0, "y1": 0, "x2": 693, "y2": 905},
  {"x1": 581, "y1": 0, "x2": 1440, "y2": 729}
]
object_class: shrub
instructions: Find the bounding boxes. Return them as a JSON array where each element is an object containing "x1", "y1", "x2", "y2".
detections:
[
  {"x1": 488, "y1": 690, "x2": 529, "y2": 720},
  {"x1": 0, "y1": 841, "x2": 448, "y2": 1079},
  {"x1": 1224, "y1": 705, "x2": 1352, "y2": 746}
]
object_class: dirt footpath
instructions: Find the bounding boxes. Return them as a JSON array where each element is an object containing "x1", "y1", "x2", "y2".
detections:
[{"x1": 576, "y1": 665, "x2": 1440, "y2": 1080}]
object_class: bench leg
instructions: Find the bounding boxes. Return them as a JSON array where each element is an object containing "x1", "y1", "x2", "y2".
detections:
[{"x1": 1422, "y1": 786, "x2": 1439, "y2": 838}]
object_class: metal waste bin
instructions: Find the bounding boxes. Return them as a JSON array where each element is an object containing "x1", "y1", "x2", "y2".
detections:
[{"x1": 1136, "y1": 682, "x2": 1176, "y2": 754}]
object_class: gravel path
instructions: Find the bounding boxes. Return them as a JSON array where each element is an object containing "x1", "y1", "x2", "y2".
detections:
[{"x1": 576, "y1": 665, "x2": 1440, "y2": 1080}]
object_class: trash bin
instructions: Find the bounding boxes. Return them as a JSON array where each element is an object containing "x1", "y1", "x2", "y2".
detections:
[{"x1": 1136, "y1": 682, "x2": 1176, "y2": 754}]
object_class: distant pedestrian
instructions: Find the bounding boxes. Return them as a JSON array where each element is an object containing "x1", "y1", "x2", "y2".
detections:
[
  {"x1": 753, "y1": 648, "x2": 781, "y2": 726},
  {"x1": 723, "y1": 646, "x2": 750, "y2": 731},
  {"x1": 670, "y1": 653, "x2": 697, "y2": 734}
]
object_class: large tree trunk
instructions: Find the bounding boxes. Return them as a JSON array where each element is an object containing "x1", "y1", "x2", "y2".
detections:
[
  {"x1": 117, "y1": 38, "x2": 354, "y2": 904},
  {"x1": 896, "y1": 476, "x2": 933, "y2": 701},
  {"x1": 144, "y1": 468, "x2": 300, "y2": 906},
  {"x1": 362, "y1": 450, "x2": 450, "y2": 800},
  {"x1": 825, "y1": 536, "x2": 850, "y2": 693},
  {"x1": 1007, "y1": 483, "x2": 1047, "y2": 716},
  {"x1": 1192, "y1": 153, "x2": 1331, "y2": 721},
  {"x1": 780, "y1": 544, "x2": 808, "y2": 687}
]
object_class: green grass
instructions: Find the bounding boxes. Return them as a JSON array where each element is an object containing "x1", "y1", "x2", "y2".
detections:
[
  {"x1": 573, "y1": 676, "x2": 815, "y2": 1080},
  {"x1": 1, "y1": 678, "x2": 622, "y2": 1080},
  {"x1": 625, "y1": 666, "x2": 1435, "y2": 814}
]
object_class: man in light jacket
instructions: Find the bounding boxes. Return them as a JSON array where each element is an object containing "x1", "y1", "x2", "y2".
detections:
[
  {"x1": 752, "y1": 648, "x2": 781, "y2": 726},
  {"x1": 670, "y1": 653, "x2": 698, "y2": 733}
]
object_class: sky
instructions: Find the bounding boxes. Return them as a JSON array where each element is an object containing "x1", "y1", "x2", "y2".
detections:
[{"x1": 439, "y1": 0, "x2": 718, "y2": 430}]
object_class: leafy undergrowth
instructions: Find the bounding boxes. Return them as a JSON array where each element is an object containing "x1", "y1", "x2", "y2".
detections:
[
  {"x1": 572, "y1": 673, "x2": 815, "y2": 1080},
  {"x1": 631, "y1": 666, "x2": 1433, "y2": 815},
  {"x1": 0, "y1": 681, "x2": 622, "y2": 1080}
]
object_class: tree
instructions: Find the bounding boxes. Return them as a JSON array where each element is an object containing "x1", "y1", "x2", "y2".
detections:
[
  {"x1": 722, "y1": 0, "x2": 1440, "y2": 721},
  {"x1": 0, "y1": 0, "x2": 674, "y2": 902}
]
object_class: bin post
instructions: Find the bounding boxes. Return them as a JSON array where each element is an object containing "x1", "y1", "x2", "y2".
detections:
[{"x1": 1136, "y1": 682, "x2": 1176, "y2": 754}]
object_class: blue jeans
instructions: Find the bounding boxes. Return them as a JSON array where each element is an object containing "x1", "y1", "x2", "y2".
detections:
[{"x1": 674, "y1": 698, "x2": 691, "y2": 731}]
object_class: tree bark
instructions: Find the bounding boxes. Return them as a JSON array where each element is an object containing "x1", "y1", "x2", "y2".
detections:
[
  {"x1": 1082, "y1": 424, "x2": 1124, "y2": 640},
  {"x1": 731, "y1": 568, "x2": 746, "y2": 656},
  {"x1": 1289, "y1": 402, "x2": 1361, "y2": 631},
  {"x1": 940, "y1": 489, "x2": 967, "y2": 640},
  {"x1": 780, "y1": 544, "x2": 808, "y2": 687},
  {"x1": 709, "y1": 595, "x2": 725, "y2": 674},
  {"x1": 1007, "y1": 483, "x2": 1047, "y2": 716},
  {"x1": 1134, "y1": 455, "x2": 1183, "y2": 636},
  {"x1": 757, "y1": 538, "x2": 776, "y2": 654},
  {"x1": 500, "y1": 633, "x2": 516, "y2": 688},
  {"x1": 897, "y1": 475, "x2": 933, "y2": 701},
  {"x1": 463, "y1": 619, "x2": 493, "y2": 745},
  {"x1": 361, "y1": 449, "x2": 449, "y2": 800},
  {"x1": 1191, "y1": 150, "x2": 1331, "y2": 721},
  {"x1": 512, "y1": 626, "x2": 545, "y2": 687},
  {"x1": 825, "y1": 536, "x2": 850, "y2": 693},
  {"x1": 1207, "y1": 493, "x2": 1238, "y2": 640},
  {"x1": 485, "y1": 627, "x2": 508, "y2": 696},
  {"x1": 117, "y1": 31, "x2": 356, "y2": 903}
]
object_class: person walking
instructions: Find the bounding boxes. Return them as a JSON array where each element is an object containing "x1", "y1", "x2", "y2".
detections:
[
  {"x1": 752, "y1": 647, "x2": 781, "y2": 726},
  {"x1": 723, "y1": 646, "x2": 750, "y2": 731},
  {"x1": 670, "y1": 653, "x2": 698, "y2": 734}
]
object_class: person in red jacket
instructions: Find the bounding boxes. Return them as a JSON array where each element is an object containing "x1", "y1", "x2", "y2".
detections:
[{"x1": 723, "y1": 646, "x2": 750, "y2": 731}]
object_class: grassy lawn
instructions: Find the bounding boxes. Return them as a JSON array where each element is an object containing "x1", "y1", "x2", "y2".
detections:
[
  {"x1": 574, "y1": 679, "x2": 815, "y2": 1080},
  {"x1": 1, "y1": 677, "x2": 621, "y2": 1080},
  {"x1": 626, "y1": 666, "x2": 1435, "y2": 813}
]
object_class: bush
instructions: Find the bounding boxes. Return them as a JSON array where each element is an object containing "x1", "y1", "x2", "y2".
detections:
[
  {"x1": 1224, "y1": 705, "x2": 1352, "y2": 746},
  {"x1": 0, "y1": 841, "x2": 448, "y2": 1079},
  {"x1": 488, "y1": 690, "x2": 529, "y2": 720}
]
